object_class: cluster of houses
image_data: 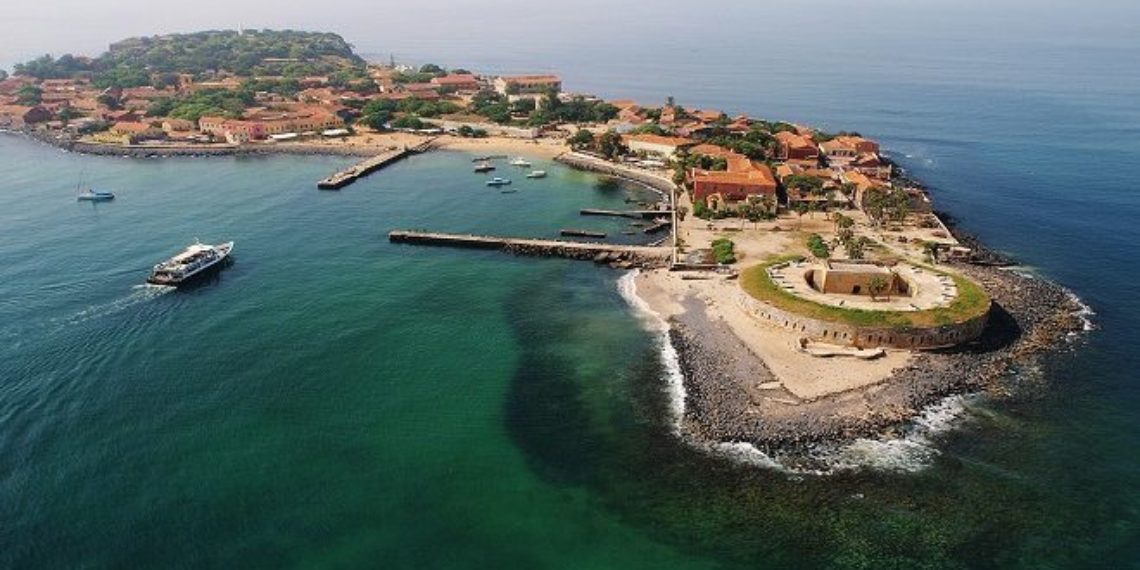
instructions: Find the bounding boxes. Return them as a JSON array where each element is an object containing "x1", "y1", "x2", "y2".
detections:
[
  {"x1": 595, "y1": 101, "x2": 908, "y2": 216},
  {"x1": 0, "y1": 59, "x2": 567, "y2": 146}
]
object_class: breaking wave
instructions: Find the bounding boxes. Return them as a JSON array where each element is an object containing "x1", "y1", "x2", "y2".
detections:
[{"x1": 617, "y1": 270, "x2": 979, "y2": 475}]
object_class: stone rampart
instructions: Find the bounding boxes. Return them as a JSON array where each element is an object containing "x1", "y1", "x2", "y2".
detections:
[{"x1": 736, "y1": 291, "x2": 990, "y2": 350}]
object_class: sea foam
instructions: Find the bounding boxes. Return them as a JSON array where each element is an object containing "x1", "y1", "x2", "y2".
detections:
[{"x1": 617, "y1": 270, "x2": 978, "y2": 476}]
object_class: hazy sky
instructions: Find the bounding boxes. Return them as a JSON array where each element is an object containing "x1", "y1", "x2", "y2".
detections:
[{"x1": 3, "y1": 0, "x2": 1138, "y2": 73}]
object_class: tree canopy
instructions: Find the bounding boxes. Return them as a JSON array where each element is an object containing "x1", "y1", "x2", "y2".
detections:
[{"x1": 14, "y1": 30, "x2": 368, "y2": 87}]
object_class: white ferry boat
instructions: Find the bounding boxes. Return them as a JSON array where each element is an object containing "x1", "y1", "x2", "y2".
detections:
[{"x1": 147, "y1": 241, "x2": 234, "y2": 286}]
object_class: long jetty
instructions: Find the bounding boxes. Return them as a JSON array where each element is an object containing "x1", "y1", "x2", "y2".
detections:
[
  {"x1": 317, "y1": 138, "x2": 436, "y2": 190},
  {"x1": 579, "y1": 208, "x2": 674, "y2": 219},
  {"x1": 388, "y1": 230, "x2": 672, "y2": 268}
]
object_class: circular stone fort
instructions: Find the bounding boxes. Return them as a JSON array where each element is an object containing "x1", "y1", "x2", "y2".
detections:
[{"x1": 739, "y1": 258, "x2": 991, "y2": 350}]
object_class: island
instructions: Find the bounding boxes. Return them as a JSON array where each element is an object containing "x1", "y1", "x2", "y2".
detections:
[{"x1": 0, "y1": 29, "x2": 1089, "y2": 464}]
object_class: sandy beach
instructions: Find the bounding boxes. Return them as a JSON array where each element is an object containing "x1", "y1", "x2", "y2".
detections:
[{"x1": 277, "y1": 131, "x2": 568, "y2": 159}]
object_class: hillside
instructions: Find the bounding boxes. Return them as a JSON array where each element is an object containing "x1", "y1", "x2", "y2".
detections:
[{"x1": 13, "y1": 29, "x2": 367, "y2": 87}]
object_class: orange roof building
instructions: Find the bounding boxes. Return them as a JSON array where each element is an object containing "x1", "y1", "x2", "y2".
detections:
[
  {"x1": 775, "y1": 131, "x2": 819, "y2": 161},
  {"x1": 623, "y1": 134, "x2": 697, "y2": 157},
  {"x1": 688, "y1": 150, "x2": 778, "y2": 207}
]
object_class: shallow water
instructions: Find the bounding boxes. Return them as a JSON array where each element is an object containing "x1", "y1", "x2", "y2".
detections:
[{"x1": 5, "y1": 2, "x2": 1140, "y2": 565}]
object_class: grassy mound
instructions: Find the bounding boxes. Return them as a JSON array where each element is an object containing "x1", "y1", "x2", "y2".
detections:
[{"x1": 739, "y1": 256, "x2": 990, "y2": 329}]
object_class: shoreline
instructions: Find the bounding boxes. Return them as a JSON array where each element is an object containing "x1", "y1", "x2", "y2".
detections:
[
  {"x1": 628, "y1": 255, "x2": 1088, "y2": 468},
  {"x1": 8, "y1": 128, "x2": 570, "y2": 161}
]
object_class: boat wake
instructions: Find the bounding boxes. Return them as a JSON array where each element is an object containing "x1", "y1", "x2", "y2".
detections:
[
  {"x1": 57, "y1": 283, "x2": 175, "y2": 327},
  {"x1": 617, "y1": 270, "x2": 976, "y2": 476}
]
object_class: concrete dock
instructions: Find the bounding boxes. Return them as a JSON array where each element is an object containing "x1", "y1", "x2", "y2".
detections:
[
  {"x1": 388, "y1": 230, "x2": 672, "y2": 268},
  {"x1": 317, "y1": 139, "x2": 436, "y2": 189},
  {"x1": 579, "y1": 208, "x2": 674, "y2": 219}
]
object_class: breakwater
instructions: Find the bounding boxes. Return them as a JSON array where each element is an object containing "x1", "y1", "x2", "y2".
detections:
[
  {"x1": 555, "y1": 152, "x2": 676, "y2": 195},
  {"x1": 388, "y1": 230, "x2": 672, "y2": 268},
  {"x1": 580, "y1": 208, "x2": 673, "y2": 219},
  {"x1": 318, "y1": 138, "x2": 437, "y2": 189}
]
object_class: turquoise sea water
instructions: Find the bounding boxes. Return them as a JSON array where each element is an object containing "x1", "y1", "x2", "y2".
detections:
[{"x1": 5, "y1": 3, "x2": 1140, "y2": 566}]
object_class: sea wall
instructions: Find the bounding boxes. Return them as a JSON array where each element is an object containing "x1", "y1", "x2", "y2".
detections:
[
  {"x1": 9, "y1": 129, "x2": 379, "y2": 158},
  {"x1": 69, "y1": 141, "x2": 377, "y2": 158},
  {"x1": 735, "y1": 290, "x2": 990, "y2": 349},
  {"x1": 555, "y1": 152, "x2": 676, "y2": 195}
]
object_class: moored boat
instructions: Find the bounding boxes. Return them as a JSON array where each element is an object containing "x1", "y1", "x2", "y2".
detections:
[
  {"x1": 474, "y1": 162, "x2": 495, "y2": 173},
  {"x1": 147, "y1": 240, "x2": 234, "y2": 286},
  {"x1": 486, "y1": 177, "x2": 512, "y2": 187},
  {"x1": 509, "y1": 157, "x2": 531, "y2": 167},
  {"x1": 525, "y1": 170, "x2": 547, "y2": 179},
  {"x1": 77, "y1": 188, "x2": 115, "y2": 202}
]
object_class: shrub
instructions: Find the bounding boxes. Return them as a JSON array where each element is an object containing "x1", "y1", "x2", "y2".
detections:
[
  {"x1": 806, "y1": 234, "x2": 830, "y2": 258},
  {"x1": 711, "y1": 238, "x2": 736, "y2": 264}
]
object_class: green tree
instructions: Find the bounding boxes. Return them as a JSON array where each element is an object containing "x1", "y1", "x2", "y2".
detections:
[
  {"x1": 794, "y1": 202, "x2": 809, "y2": 229},
  {"x1": 867, "y1": 275, "x2": 888, "y2": 301},
  {"x1": 596, "y1": 130, "x2": 627, "y2": 160},
  {"x1": 568, "y1": 129, "x2": 595, "y2": 150},
  {"x1": 845, "y1": 236, "x2": 868, "y2": 260},
  {"x1": 16, "y1": 85, "x2": 42, "y2": 106},
  {"x1": 57, "y1": 106, "x2": 81, "y2": 125},
  {"x1": 97, "y1": 93, "x2": 121, "y2": 110}
]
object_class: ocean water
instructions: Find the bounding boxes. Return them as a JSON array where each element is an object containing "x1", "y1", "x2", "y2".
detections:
[{"x1": 4, "y1": 3, "x2": 1140, "y2": 567}]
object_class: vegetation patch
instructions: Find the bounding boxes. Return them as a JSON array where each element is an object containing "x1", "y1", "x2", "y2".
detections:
[
  {"x1": 739, "y1": 256, "x2": 990, "y2": 329},
  {"x1": 711, "y1": 239, "x2": 736, "y2": 265}
]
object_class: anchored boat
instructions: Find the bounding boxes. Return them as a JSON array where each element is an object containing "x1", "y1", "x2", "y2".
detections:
[
  {"x1": 77, "y1": 189, "x2": 115, "y2": 202},
  {"x1": 509, "y1": 157, "x2": 532, "y2": 167},
  {"x1": 147, "y1": 240, "x2": 234, "y2": 286},
  {"x1": 473, "y1": 162, "x2": 495, "y2": 173},
  {"x1": 486, "y1": 177, "x2": 512, "y2": 187},
  {"x1": 525, "y1": 170, "x2": 547, "y2": 179}
]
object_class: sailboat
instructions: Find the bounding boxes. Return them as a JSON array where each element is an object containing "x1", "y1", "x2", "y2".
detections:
[{"x1": 75, "y1": 171, "x2": 114, "y2": 201}]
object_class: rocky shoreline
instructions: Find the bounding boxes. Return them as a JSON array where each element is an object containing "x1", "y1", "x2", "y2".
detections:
[
  {"x1": 668, "y1": 262, "x2": 1087, "y2": 456},
  {"x1": 9, "y1": 128, "x2": 387, "y2": 158}
]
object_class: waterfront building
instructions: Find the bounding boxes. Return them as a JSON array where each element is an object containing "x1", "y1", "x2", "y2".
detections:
[
  {"x1": 108, "y1": 121, "x2": 165, "y2": 143},
  {"x1": 689, "y1": 160, "x2": 778, "y2": 209},
  {"x1": 431, "y1": 74, "x2": 480, "y2": 92},
  {"x1": 623, "y1": 133, "x2": 697, "y2": 158},
  {"x1": 775, "y1": 131, "x2": 819, "y2": 161},
  {"x1": 493, "y1": 74, "x2": 562, "y2": 95},
  {"x1": 820, "y1": 135, "x2": 880, "y2": 165}
]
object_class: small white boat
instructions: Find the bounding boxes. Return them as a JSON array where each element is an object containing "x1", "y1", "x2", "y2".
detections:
[
  {"x1": 486, "y1": 177, "x2": 512, "y2": 187},
  {"x1": 474, "y1": 162, "x2": 495, "y2": 173},
  {"x1": 525, "y1": 170, "x2": 547, "y2": 179},
  {"x1": 509, "y1": 157, "x2": 531, "y2": 167},
  {"x1": 77, "y1": 189, "x2": 115, "y2": 201}
]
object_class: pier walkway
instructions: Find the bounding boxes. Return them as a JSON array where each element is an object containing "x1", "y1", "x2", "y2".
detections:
[
  {"x1": 317, "y1": 138, "x2": 437, "y2": 189},
  {"x1": 388, "y1": 230, "x2": 672, "y2": 268},
  {"x1": 579, "y1": 208, "x2": 674, "y2": 219}
]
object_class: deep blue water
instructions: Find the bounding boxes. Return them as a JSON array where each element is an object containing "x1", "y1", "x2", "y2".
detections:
[{"x1": 3, "y1": 2, "x2": 1140, "y2": 567}]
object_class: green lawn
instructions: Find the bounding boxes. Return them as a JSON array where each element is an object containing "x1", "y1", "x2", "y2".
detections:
[{"x1": 739, "y1": 256, "x2": 991, "y2": 329}]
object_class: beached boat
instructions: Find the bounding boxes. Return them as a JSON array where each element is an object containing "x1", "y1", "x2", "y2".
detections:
[
  {"x1": 509, "y1": 157, "x2": 532, "y2": 167},
  {"x1": 147, "y1": 240, "x2": 234, "y2": 286},
  {"x1": 525, "y1": 170, "x2": 547, "y2": 179},
  {"x1": 77, "y1": 189, "x2": 115, "y2": 202},
  {"x1": 474, "y1": 162, "x2": 495, "y2": 173},
  {"x1": 486, "y1": 177, "x2": 512, "y2": 187}
]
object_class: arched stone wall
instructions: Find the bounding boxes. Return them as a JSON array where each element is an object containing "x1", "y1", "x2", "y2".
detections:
[{"x1": 735, "y1": 292, "x2": 990, "y2": 350}]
